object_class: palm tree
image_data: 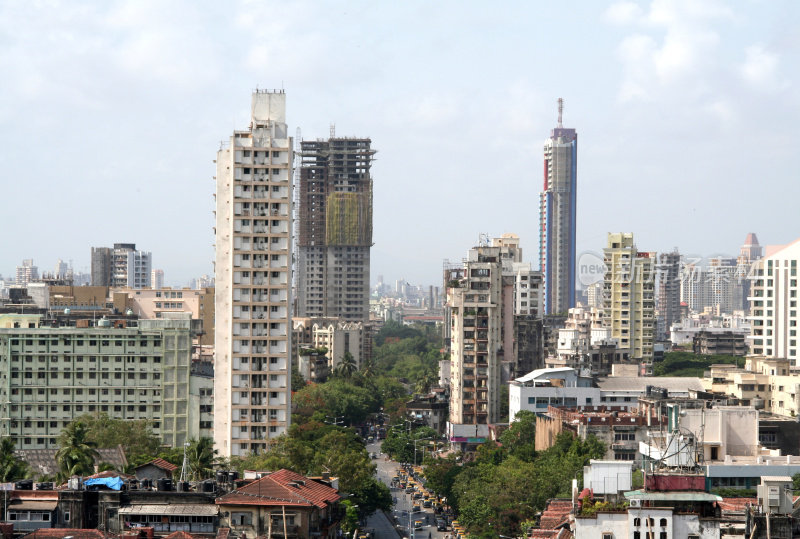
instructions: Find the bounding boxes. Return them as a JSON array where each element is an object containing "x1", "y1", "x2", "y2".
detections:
[
  {"x1": 336, "y1": 352, "x2": 358, "y2": 378},
  {"x1": 186, "y1": 437, "x2": 218, "y2": 481},
  {"x1": 359, "y1": 357, "x2": 376, "y2": 379},
  {"x1": 414, "y1": 368, "x2": 437, "y2": 395},
  {"x1": 0, "y1": 437, "x2": 27, "y2": 481},
  {"x1": 56, "y1": 422, "x2": 99, "y2": 480}
]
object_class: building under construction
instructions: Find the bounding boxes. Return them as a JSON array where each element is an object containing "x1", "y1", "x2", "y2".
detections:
[{"x1": 296, "y1": 137, "x2": 375, "y2": 321}]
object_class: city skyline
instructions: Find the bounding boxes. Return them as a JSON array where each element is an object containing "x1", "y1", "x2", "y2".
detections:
[{"x1": 1, "y1": 1, "x2": 799, "y2": 286}]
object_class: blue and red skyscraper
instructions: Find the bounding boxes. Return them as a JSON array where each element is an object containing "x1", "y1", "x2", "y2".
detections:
[{"x1": 539, "y1": 98, "x2": 577, "y2": 314}]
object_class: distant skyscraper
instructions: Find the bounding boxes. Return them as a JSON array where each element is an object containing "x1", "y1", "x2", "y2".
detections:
[
  {"x1": 15, "y1": 259, "x2": 38, "y2": 286},
  {"x1": 602, "y1": 233, "x2": 655, "y2": 372},
  {"x1": 214, "y1": 90, "x2": 292, "y2": 457},
  {"x1": 736, "y1": 232, "x2": 763, "y2": 312},
  {"x1": 296, "y1": 137, "x2": 375, "y2": 321},
  {"x1": 656, "y1": 250, "x2": 681, "y2": 339},
  {"x1": 151, "y1": 269, "x2": 165, "y2": 289},
  {"x1": 91, "y1": 247, "x2": 112, "y2": 286},
  {"x1": 539, "y1": 98, "x2": 577, "y2": 315},
  {"x1": 54, "y1": 259, "x2": 70, "y2": 280}
]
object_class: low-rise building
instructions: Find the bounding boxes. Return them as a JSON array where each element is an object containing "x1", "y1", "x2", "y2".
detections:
[
  {"x1": 216, "y1": 469, "x2": 341, "y2": 538},
  {"x1": 703, "y1": 356, "x2": 800, "y2": 417},
  {"x1": 692, "y1": 330, "x2": 746, "y2": 355},
  {"x1": 509, "y1": 367, "x2": 705, "y2": 421}
]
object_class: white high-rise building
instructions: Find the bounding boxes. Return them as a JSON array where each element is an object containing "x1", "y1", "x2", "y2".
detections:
[
  {"x1": 214, "y1": 90, "x2": 292, "y2": 457},
  {"x1": 748, "y1": 239, "x2": 800, "y2": 364}
]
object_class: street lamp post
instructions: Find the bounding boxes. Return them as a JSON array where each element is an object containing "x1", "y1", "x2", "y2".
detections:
[{"x1": 413, "y1": 437, "x2": 433, "y2": 466}]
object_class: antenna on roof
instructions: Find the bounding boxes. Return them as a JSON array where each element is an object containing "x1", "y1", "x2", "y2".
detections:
[
  {"x1": 557, "y1": 98, "x2": 564, "y2": 128},
  {"x1": 330, "y1": 124, "x2": 336, "y2": 138}
]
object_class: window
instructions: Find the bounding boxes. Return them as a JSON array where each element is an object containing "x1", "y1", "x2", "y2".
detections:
[
  {"x1": 602, "y1": 534, "x2": 613, "y2": 539},
  {"x1": 231, "y1": 512, "x2": 252, "y2": 526},
  {"x1": 659, "y1": 518, "x2": 667, "y2": 527}
]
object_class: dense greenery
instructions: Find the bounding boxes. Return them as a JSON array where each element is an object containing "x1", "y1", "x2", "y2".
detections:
[
  {"x1": 232, "y1": 421, "x2": 391, "y2": 516},
  {"x1": 711, "y1": 487, "x2": 757, "y2": 498},
  {"x1": 381, "y1": 425, "x2": 439, "y2": 464},
  {"x1": 373, "y1": 321, "x2": 443, "y2": 390},
  {"x1": 56, "y1": 422, "x2": 100, "y2": 481},
  {"x1": 653, "y1": 351, "x2": 745, "y2": 377},
  {"x1": 0, "y1": 438, "x2": 27, "y2": 481},
  {"x1": 72, "y1": 413, "x2": 162, "y2": 467},
  {"x1": 423, "y1": 412, "x2": 605, "y2": 538}
]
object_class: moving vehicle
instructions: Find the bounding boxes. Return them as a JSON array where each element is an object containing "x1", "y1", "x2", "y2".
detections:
[{"x1": 414, "y1": 520, "x2": 423, "y2": 530}]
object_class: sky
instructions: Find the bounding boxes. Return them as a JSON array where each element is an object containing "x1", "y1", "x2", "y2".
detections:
[{"x1": 1, "y1": 0, "x2": 798, "y2": 288}]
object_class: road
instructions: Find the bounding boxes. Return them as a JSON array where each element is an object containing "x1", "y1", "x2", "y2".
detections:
[{"x1": 365, "y1": 441, "x2": 450, "y2": 539}]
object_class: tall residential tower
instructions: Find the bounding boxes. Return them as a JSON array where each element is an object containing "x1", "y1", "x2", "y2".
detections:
[
  {"x1": 296, "y1": 137, "x2": 375, "y2": 321},
  {"x1": 539, "y1": 99, "x2": 577, "y2": 315},
  {"x1": 214, "y1": 90, "x2": 292, "y2": 457},
  {"x1": 602, "y1": 233, "x2": 655, "y2": 372}
]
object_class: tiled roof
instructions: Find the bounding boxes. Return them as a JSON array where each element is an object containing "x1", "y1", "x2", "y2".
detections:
[
  {"x1": 24, "y1": 529, "x2": 107, "y2": 539},
  {"x1": 137, "y1": 458, "x2": 179, "y2": 472},
  {"x1": 216, "y1": 469, "x2": 340, "y2": 509},
  {"x1": 719, "y1": 497, "x2": 756, "y2": 512},
  {"x1": 536, "y1": 499, "x2": 572, "y2": 530}
]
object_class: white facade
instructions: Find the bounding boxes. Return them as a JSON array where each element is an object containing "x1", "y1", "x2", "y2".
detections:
[
  {"x1": 583, "y1": 460, "x2": 632, "y2": 495},
  {"x1": 509, "y1": 370, "x2": 705, "y2": 421},
  {"x1": 509, "y1": 367, "x2": 596, "y2": 421},
  {"x1": 748, "y1": 239, "x2": 800, "y2": 364},
  {"x1": 214, "y1": 91, "x2": 292, "y2": 457},
  {"x1": 574, "y1": 508, "x2": 720, "y2": 539}
]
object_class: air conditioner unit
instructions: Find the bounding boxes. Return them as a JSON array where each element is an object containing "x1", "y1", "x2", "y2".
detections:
[{"x1": 630, "y1": 499, "x2": 642, "y2": 508}]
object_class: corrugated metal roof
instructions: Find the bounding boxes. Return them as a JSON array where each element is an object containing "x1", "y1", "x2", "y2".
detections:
[
  {"x1": 118, "y1": 504, "x2": 218, "y2": 516},
  {"x1": 624, "y1": 490, "x2": 722, "y2": 502}
]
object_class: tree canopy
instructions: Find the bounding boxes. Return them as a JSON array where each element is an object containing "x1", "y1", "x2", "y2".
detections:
[{"x1": 0, "y1": 438, "x2": 27, "y2": 481}]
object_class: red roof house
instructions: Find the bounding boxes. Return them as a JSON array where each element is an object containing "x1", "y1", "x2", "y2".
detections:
[{"x1": 216, "y1": 469, "x2": 341, "y2": 538}]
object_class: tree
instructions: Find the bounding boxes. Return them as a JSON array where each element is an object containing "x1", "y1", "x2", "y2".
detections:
[
  {"x1": 336, "y1": 352, "x2": 358, "y2": 378},
  {"x1": 340, "y1": 499, "x2": 360, "y2": 534},
  {"x1": 186, "y1": 437, "x2": 218, "y2": 480},
  {"x1": 499, "y1": 410, "x2": 537, "y2": 462},
  {"x1": 56, "y1": 422, "x2": 100, "y2": 480},
  {"x1": 74, "y1": 413, "x2": 161, "y2": 465},
  {"x1": 0, "y1": 437, "x2": 27, "y2": 481},
  {"x1": 291, "y1": 361, "x2": 307, "y2": 392},
  {"x1": 350, "y1": 476, "x2": 392, "y2": 516},
  {"x1": 422, "y1": 454, "x2": 460, "y2": 503}
]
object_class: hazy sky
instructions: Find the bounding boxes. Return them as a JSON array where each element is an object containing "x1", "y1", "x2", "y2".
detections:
[{"x1": 1, "y1": 0, "x2": 798, "y2": 287}]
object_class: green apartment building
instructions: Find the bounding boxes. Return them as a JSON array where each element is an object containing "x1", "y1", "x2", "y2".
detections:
[{"x1": 0, "y1": 314, "x2": 206, "y2": 449}]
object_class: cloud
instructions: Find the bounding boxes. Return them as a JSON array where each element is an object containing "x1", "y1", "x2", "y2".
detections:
[
  {"x1": 740, "y1": 44, "x2": 788, "y2": 91},
  {"x1": 604, "y1": 2, "x2": 643, "y2": 25},
  {"x1": 609, "y1": 0, "x2": 735, "y2": 104}
]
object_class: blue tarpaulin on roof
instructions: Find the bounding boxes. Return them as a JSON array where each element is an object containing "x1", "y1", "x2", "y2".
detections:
[{"x1": 84, "y1": 476, "x2": 123, "y2": 490}]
